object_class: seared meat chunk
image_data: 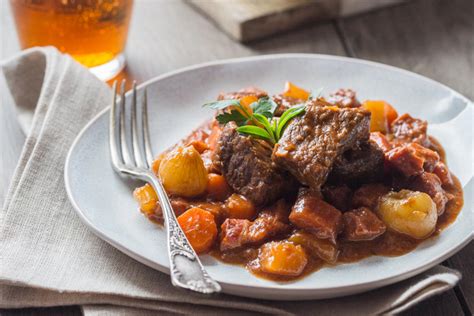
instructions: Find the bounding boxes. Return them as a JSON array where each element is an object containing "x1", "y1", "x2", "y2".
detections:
[
  {"x1": 214, "y1": 122, "x2": 294, "y2": 206},
  {"x1": 272, "y1": 94, "x2": 304, "y2": 116},
  {"x1": 329, "y1": 140, "x2": 384, "y2": 185},
  {"x1": 289, "y1": 188, "x2": 343, "y2": 243},
  {"x1": 386, "y1": 143, "x2": 439, "y2": 177},
  {"x1": 246, "y1": 200, "x2": 290, "y2": 243},
  {"x1": 322, "y1": 184, "x2": 352, "y2": 212},
  {"x1": 217, "y1": 86, "x2": 267, "y2": 100},
  {"x1": 219, "y1": 200, "x2": 290, "y2": 251},
  {"x1": 370, "y1": 132, "x2": 392, "y2": 153},
  {"x1": 273, "y1": 104, "x2": 371, "y2": 190},
  {"x1": 407, "y1": 172, "x2": 452, "y2": 215},
  {"x1": 326, "y1": 88, "x2": 361, "y2": 108},
  {"x1": 433, "y1": 162, "x2": 454, "y2": 187},
  {"x1": 390, "y1": 114, "x2": 430, "y2": 147},
  {"x1": 342, "y1": 207, "x2": 386, "y2": 241},
  {"x1": 352, "y1": 183, "x2": 390, "y2": 209},
  {"x1": 220, "y1": 219, "x2": 252, "y2": 251}
]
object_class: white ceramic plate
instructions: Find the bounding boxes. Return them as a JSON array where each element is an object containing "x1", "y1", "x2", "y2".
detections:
[{"x1": 65, "y1": 54, "x2": 473, "y2": 300}]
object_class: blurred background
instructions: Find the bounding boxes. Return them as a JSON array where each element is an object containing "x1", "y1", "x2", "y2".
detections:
[
  {"x1": 1, "y1": 0, "x2": 472, "y2": 98},
  {"x1": 0, "y1": 0, "x2": 473, "y2": 315}
]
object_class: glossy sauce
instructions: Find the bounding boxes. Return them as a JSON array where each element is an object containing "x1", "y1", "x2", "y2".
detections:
[{"x1": 146, "y1": 120, "x2": 464, "y2": 282}]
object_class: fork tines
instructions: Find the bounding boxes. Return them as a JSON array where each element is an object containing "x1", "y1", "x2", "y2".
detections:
[{"x1": 109, "y1": 79, "x2": 154, "y2": 174}]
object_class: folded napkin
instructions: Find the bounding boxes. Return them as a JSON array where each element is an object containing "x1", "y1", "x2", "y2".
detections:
[{"x1": 0, "y1": 47, "x2": 462, "y2": 315}]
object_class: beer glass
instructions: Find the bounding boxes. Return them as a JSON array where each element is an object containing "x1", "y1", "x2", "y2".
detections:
[{"x1": 10, "y1": 0, "x2": 133, "y2": 81}]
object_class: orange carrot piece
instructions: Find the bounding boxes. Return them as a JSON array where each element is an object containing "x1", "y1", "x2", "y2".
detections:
[
  {"x1": 188, "y1": 140, "x2": 209, "y2": 154},
  {"x1": 362, "y1": 100, "x2": 398, "y2": 133},
  {"x1": 206, "y1": 173, "x2": 231, "y2": 201},
  {"x1": 206, "y1": 123, "x2": 222, "y2": 151},
  {"x1": 224, "y1": 193, "x2": 256, "y2": 220},
  {"x1": 282, "y1": 81, "x2": 310, "y2": 100},
  {"x1": 177, "y1": 207, "x2": 217, "y2": 253}
]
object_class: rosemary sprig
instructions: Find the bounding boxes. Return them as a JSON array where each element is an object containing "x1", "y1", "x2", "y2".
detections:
[{"x1": 203, "y1": 96, "x2": 306, "y2": 144}]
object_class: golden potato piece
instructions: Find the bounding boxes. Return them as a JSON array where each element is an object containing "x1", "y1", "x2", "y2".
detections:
[
  {"x1": 133, "y1": 183, "x2": 158, "y2": 215},
  {"x1": 258, "y1": 241, "x2": 308, "y2": 277},
  {"x1": 377, "y1": 190, "x2": 437, "y2": 239},
  {"x1": 288, "y1": 230, "x2": 339, "y2": 264},
  {"x1": 159, "y1": 146, "x2": 208, "y2": 198}
]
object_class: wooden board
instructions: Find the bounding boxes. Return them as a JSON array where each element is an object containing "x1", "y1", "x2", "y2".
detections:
[
  {"x1": 338, "y1": 0, "x2": 474, "y2": 99},
  {"x1": 186, "y1": 0, "x2": 406, "y2": 42}
]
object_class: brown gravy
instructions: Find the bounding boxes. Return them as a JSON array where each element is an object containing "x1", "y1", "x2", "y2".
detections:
[
  {"x1": 144, "y1": 121, "x2": 464, "y2": 282},
  {"x1": 208, "y1": 176, "x2": 462, "y2": 281}
]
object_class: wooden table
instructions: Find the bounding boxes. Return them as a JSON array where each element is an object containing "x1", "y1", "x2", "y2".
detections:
[{"x1": 1, "y1": 0, "x2": 472, "y2": 315}]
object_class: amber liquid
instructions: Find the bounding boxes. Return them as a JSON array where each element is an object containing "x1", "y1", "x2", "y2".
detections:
[{"x1": 10, "y1": 0, "x2": 133, "y2": 68}]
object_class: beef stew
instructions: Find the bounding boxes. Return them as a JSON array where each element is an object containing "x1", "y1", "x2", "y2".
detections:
[{"x1": 133, "y1": 82, "x2": 463, "y2": 281}]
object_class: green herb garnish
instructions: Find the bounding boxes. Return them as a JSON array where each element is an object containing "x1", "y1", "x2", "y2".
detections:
[
  {"x1": 275, "y1": 105, "x2": 305, "y2": 140},
  {"x1": 203, "y1": 96, "x2": 306, "y2": 144}
]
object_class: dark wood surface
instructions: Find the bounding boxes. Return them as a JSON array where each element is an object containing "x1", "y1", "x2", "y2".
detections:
[{"x1": 0, "y1": 0, "x2": 472, "y2": 315}]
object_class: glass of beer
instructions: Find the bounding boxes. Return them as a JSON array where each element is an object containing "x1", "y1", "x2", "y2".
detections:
[{"x1": 10, "y1": 0, "x2": 133, "y2": 81}]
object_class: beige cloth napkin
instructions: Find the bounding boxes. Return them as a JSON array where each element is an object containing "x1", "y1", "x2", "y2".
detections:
[{"x1": 0, "y1": 47, "x2": 462, "y2": 315}]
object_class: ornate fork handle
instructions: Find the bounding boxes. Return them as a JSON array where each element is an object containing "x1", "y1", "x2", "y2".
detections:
[
  {"x1": 146, "y1": 172, "x2": 221, "y2": 294},
  {"x1": 109, "y1": 80, "x2": 220, "y2": 293}
]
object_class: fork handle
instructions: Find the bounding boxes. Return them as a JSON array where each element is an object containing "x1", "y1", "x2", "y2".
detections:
[{"x1": 147, "y1": 173, "x2": 221, "y2": 294}]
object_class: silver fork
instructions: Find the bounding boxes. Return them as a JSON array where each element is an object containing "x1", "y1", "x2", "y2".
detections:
[{"x1": 109, "y1": 80, "x2": 221, "y2": 294}]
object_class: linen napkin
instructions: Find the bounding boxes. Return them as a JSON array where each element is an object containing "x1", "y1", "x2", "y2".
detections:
[{"x1": 0, "y1": 47, "x2": 462, "y2": 315}]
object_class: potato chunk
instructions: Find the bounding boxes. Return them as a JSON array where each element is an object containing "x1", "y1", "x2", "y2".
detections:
[
  {"x1": 159, "y1": 146, "x2": 208, "y2": 198},
  {"x1": 288, "y1": 231, "x2": 339, "y2": 264},
  {"x1": 258, "y1": 241, "x2": 308, "y2": 277},
  {"x1": 377, "y1": 190, "x2": 437, "y2": 239},
  {"x1": 133, "y1": 183, "x2": 158, "y2": 215}
]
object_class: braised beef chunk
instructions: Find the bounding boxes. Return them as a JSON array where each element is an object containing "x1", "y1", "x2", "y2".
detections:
[
  {"x1": 370, "y1": 132, "x2": 392, "y2": 153},
  {"x1": 326, "y1": 89, "x2": 361, "y2": 108},
  {"x1": 407, "y1": 172, "x2": 452, "y2": 215},
  {"x1": 342, "y1": 207, "x2": 386, "y2": 241},
  {"x1": 246, "y1": 200, "x2": 290, "y2": 242},
  {"x1": 329, "y1": 140, "x2": 384, "y2": 185},
  {"x1": 214, "y1": 122, "x2": 294, "y2": 206},
  {"x1": 433, "y1": 162, "x2": 454, "y2": 187},
  {"x1": 272, "y1": 94, "x2": 304, "y2": 116},
  {"x1": 289, "y1": 188, "x2": 343, "y2": 243},
  {"x1": 273, "y1": 104, "x2": 371, "y2": 190},
  {"x1": 390, "y1": 114, "x2": 430, "y2": 147},
  {"x1": 386, "y1": 143, "x2": 439, "y2": 177},
  {"x1": 154, "y1": 197, "x2": 190, "y2": 220},
  {"x1": 219, "y1": 200, "x2": 290, "y2": 251},
  {"x1": 217, "y1": 86, "x2": 267, "y2": 100},
  {"x1": 322, "y1": 184, "x2": 353, "y2": 212},
  {"x1": 220, "y1": 219, "x2": 252, "y2": 251},
  {"x1": 352, "y1": 183, "x2": 390, "y2": 209}
]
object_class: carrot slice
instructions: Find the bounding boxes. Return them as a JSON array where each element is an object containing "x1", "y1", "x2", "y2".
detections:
[
  {"x1": 177, "y1": 207, "x2": 217, "y2": 253},
  {"x1": 206, "y1": 173, "x2": 231, "y2": 201},
  {"x1": 282, "y1": 81, "x2": 310, "y2": 100},
  {"x1": 224, "y1": 193, "x2": 256, "y2": 220},
  {"x1": 362, "y1": 100, "x2": 398, "y2": 133}
]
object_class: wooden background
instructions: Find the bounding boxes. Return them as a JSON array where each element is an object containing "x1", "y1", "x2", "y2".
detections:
[{"x1": 0, "y1": 0, "x2": 472, "y2": 315}]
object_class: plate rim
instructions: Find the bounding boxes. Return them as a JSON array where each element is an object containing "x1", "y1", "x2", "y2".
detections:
[{"x1": 64, "y1": 53, "x2": 473, "y2": 298}]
